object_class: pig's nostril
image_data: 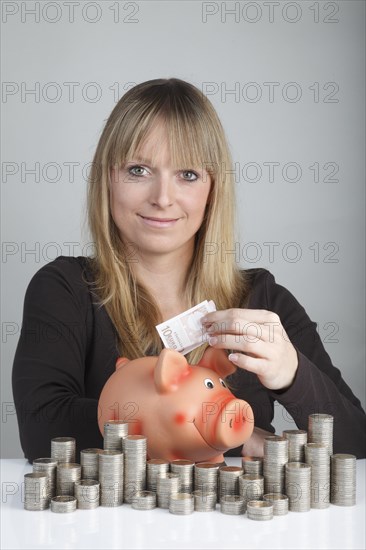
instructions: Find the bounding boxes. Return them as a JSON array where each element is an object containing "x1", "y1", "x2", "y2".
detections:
[{"x1": 229, "y1": 419, "x2": 233, "y2": 429}]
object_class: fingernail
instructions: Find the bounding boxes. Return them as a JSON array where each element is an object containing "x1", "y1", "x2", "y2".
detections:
[
  {"x1": 208, "y1": 336, "x2": 218, "y2": 346},
  {"x1": 229, "y1": 353, "x2": 239, "y2": 362}
]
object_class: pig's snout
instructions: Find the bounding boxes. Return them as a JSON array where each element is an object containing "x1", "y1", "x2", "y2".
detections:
[{"x1": 197, "y1": 398, "x2": 254, "y2": 451}]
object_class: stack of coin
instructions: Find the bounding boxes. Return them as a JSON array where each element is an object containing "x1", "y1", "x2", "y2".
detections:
[
  {"x1": 263, "y1": 493, "x2": 289, "y2": 515},
  {"x1": 146, "y1": 459, "x2": 170, "y2": 492},
  {"x1": 32, "y1": 458, "x2": 58, "y2": 498},
  {"x1": 192, "y1": 490, "x2": 217, "y2": 512},
  {"x1": 80, "y1": 449, "x2": 102, "y2": 480},
  {"x1": 283, "y1": 430, "x2": 308, "y2": 462},
  {"x1": 239, "y1": 474, "x2": 264, "y2": 511},
  {"x1": 103, "y1": 421, "x2": 129, "y2": 451},
  {"x1": 263, "y1": 436, "x2": 288, "y2": 493},
  {"x1": 330, "y1": 454, "x2": 356, "y2": 506},
  {"x1": 305, "y1": 443, "x2": 330, "y2": 509},
  {"x1": 219, "y1": 466, "x2": 243, "y2": 500},
  {"x1": 247, "y1": 500, "x2": 273, "y2": 521},
  {"x1": 122, "y1": 435, "x2": 147, "y2": 503},
  {"x1": 74, "y1": 479, "x2": 100, "y2": 510},
  {"x1": 156, "y1": 473, "x2": 180, "y2": 508},
  {"x1": 99, "y1": 450, "x2": 124, "y2": 506},
  {"x1": 169, "y1": 493, "x2": 194, "y2": 515},
  {"x1": 194, "y1": 463, "x2": 220, "y2": 497},
  {"x1": 56, "y1": 463, "x2": 81, "y2": 496},
  {"x1": 24, "y1": 473, "x2": 49, "y2": 511},
  {"x1": 285, "y1": 462, "x2": 311, "y2": 512},
  {"x1": 242, "y1": 456, "x2": 263, "y2": 476},
  {"x1": 132, "y1": 491, "x2": 157, "y2": 510},
  {"x1": 220, "y1": 495, "x2": 245, "y2": 515},
  {"x1": 50, "y1": 495, "x2": 77, "y2": 513},
  {"x1": 170, "y1": 460, "x2": 194, "y2": 493},
  {"x1": 308, "y1": 414, "x2": 334, "y2": 455},
  {"x1": 51, "y1": 437, "x2": 75, "y2": 463}
]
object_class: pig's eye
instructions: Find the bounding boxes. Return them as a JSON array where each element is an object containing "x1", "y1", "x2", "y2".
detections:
[
  {"x1": 204, "y1": 378, "x2": 215, "y2": 389},
  {"x1": 219, "y1": 378, "x2": 227, "y2": 388}
]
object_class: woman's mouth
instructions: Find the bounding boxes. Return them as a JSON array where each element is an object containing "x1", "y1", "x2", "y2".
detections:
[{"x1": 138, "y1": 215, "x2": 180, "y2": 228}]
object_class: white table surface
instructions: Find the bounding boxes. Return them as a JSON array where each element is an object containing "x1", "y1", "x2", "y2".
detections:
[{"x1": 1, "y1": 458, "x2": 365, "y2": 550}]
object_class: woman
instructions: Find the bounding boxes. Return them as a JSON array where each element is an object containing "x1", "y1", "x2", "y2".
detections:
[{"x1": 12, "y1": 78, "x2": 366, "y2": 462}]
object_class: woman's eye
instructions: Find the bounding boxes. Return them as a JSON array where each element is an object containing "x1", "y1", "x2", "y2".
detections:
[
  {"x1": 219, "y1": 378, "x2": 227, "y2": 388},
  {"x1": 182, "y1": 170, "x2": 198, "y2": 181},
  {"x1": 204, "y1": 378, "x2": 215, "y2": 389},
  {"x1": 128, "y1": 166, "x2": 147, "y2": 177}
]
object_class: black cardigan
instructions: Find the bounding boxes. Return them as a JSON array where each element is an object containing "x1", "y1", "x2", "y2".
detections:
[{"x1": 12, "y1": 256, "x2": 366, "y2": 462}]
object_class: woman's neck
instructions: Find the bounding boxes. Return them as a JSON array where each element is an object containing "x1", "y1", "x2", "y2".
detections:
[{"x1": 131, "y1": 249, "x2": 193, "y2": 320}]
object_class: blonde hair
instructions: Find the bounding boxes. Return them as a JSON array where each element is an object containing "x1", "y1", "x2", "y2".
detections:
[{"x1": 85, "y1": 78, "x2": 248, "y2": 364}]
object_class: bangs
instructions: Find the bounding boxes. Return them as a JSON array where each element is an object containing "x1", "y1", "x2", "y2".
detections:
[{"x1": 109, "y1": 83, "x2": 221, "y2": 179}]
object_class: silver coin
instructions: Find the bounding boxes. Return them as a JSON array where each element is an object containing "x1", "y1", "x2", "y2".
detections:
[
  {"x1": 123, "y1": 435, "x2": 147, "y2": 503},
  {"x1": 32, "y1": 458, "x2": 58, "y2": 498},
  {"x1": 24, "y1": 473, "x2": 49, "y2": 511},
  {"x1": 147, "y1": 459, "x2": 170, "y2": 492},
  {"x1": 156, "y1": 473, "x2": 180, "y2": 509},
  {"x1": 308, "y1": 414, "x2": 333, "y2": 456},
  {"x1": 285, "y1": 462, "x2": 311, "y2": 512},
  {"x1": 132, "y1": 490, "x2": 157, "y2": 510},
  {"x1": 99, "y1": 451, "x2": 124, "y2": 507},
  {"x1": 305, "y1": 443, "x2": 330, "y2": 509},
  {"x1": 330, "y1": 454, "x2": 356, "y2": 506},
  {"x1": 283, "y1": 430, "x2": 307, "y2": 462},
  {"x1": 103, "y1": 421, "x2": 129, "y2": 451},
  {"x1": 247, "y1": 500, "x2": 273, "y2": 521},
  {"x1": 169, "y1": 493, "x2": 194, "y2": 515},
  {"x1": 51, "y1": 437, "x2": 75, "y2": 463},
  {"x1": 80, "y1": 448, "x2": 102, "y2": 480},
  {"x1": 74, "y1": 479, "x2": 100, "y2": 510},
  {"x1": 242, "y1": 456, "x2": 263, "y2": 476},
  {"x1": 219, "y1": 466, "x2": 243, "y2": 499},
  {"x1": 192, "y1": 490, "x2": 217, "y2": 512},
  {"x1": 170, "y1": 460, "x2": 194, "y2": 494},
  {"x1": 263, "y1": 493, "x2": 288, "y2": 515},
  {"x1": 239, "y1": 474, "x2": 264, "y2": 510},
  {"x1": 220, "y1": 495, "x2": 245, "y2": 515},
  {"x1": 51, "y1": 495, "x2": 77, "y2": 513}
]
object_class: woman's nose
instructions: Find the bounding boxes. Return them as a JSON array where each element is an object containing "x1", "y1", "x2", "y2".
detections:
[{"x1": 149, "y1": 174, "x2": 174, "y2": 208}]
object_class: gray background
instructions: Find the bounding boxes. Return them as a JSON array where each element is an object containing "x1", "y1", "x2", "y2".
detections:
[{"x1": 1, "y1": 0, "x2": 365, "y2": 458}]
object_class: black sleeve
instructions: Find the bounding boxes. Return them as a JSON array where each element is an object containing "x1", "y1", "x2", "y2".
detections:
[
  {"x1": 261, "y1": 271, "x2": 366, "y2": 458},
  {"x1": 12, "y1": 257, "x2": 103, "y2": 463}
]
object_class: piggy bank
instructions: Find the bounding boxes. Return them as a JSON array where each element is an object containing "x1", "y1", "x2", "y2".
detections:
[{"x1": 98, "y1": 347, "x2": 254, "y2": 463}]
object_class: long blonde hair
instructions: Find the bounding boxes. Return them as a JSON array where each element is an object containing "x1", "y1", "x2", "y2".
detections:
[{"x1": 85, "y1": 78, "x2": 248, "y2": 364}]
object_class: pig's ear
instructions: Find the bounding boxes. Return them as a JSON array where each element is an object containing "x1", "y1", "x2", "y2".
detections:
[
  {"x1": 154, "y1": 349, "x2": 190, "y2": 393},
  {"x1": 116, "y1": 357, "x2": 129, "y2": 371},
  {"x1": 198, "y1": 347, "x2": 236, "y2": 378}
]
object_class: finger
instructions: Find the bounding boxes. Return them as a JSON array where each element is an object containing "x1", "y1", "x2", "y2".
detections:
[
  {"x1": 201, "y1": 308, "x2": 280, "y2": 325},
  {"x1": 208, "y1": 334, "x2": 269, "y2": 359},
  {"x1": 206, "y1": 321, "x2": 269, "y2": 342},
  {"x1": 228, "y1": 352, "x2": 266, "y2": 376}
]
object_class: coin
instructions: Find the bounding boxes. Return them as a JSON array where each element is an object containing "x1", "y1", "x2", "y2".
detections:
[
  {"x1": 285, "y1": 462, "x2": 311, "y2": 512},
  {"x1": 263, "y1": 436, "x2": 288, "y2": 494},
  {"x1": 263, "y1": 493, "x2": 288, "y2": 515},
  {"x1": 219, "y1": 466, "x2": 243, "y2": 500},
  {"x1": 32, "y1": 458, "x2": 58, "y2": 498},
  {"x1": 241, "y1": 456, "x2": 263, "y2": 476},
  {"x1": 283, "y1": 430, "x2": 307, "y2": 462},
  {"x1": 99, "y1": 450, "x2": 124, "y2": 507},
  {"x1": 156, "y1": 473, "x2": 180, "y2": 509},
  {"x1": 170, "y1": 460, "x2": 194, "y2": 493},
  {"x1": 192, "y1": 490, "x2": 217, "y2": 512},
  {"x1": 147, "y1": 459, "x2": 170, "y2": 493},
  {"x1": 24, "y1": 473, "x2": 49, "y2": 511},
  {"x1": 122, "y1": 435, "x2": 147, "y2": 503},
  {"x1": 56, "y1": 463, "x2": 81, "y2": 496},
  {"x1": 169, "y1": 493, "x2": 194, "y2": 515},
  {"x1": 194, "y1": 463, "x2": 220, "y2": 500},
  {"x1": 220, "y1": 495, "x2": 245, "y2": 515},
  {"x1": 74, "y1": 479, "x2": 100, "y2": 510},
  {"x1": 80, "y1": 448, "x2": 102, "y2": 480},
  {"x1": 330, "y1": 453, "x2": 356, "y2": 506},
  {"x1": 50, "y1": 495, "x2": 77, "y2": 513},
  {"x1": 308, "y1": 414, "x2": 333, "y2": 455},
  {"x1": 247, "y1": 500, "x2": 273, "y2": 521},
  {"x1": 103, "y1": 421, "x2": 129, "y2": 451},
  {"x1": 132, "y1": 491, "x2": 157, "y2": 510},
  {"x1": 239, "y1": 474, "x2": 264, "y2": 510},
  {"x1": 305, "y1": 443, "x2": 330, "y2": 509},
  {"x1": 51, "y1": 437, "x2": 76, "y2": 463}
]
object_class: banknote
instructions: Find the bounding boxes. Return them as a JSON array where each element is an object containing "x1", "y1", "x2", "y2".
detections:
[{"x1": 156, "y1": 300, "x2": 216, "y2": 355}]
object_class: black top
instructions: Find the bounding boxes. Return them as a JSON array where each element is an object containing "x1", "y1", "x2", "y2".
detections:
[{"x1": 12, "y1": 256, "x2": 366, "y2": 462}]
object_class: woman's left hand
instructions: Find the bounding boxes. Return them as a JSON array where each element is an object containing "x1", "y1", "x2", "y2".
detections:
[{"x1": 201, "y1": 308, "x2": 298, "y2": 391}]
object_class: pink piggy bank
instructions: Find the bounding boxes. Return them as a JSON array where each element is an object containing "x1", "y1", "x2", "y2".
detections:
[{"x1": 98, "y1": 347, "x2": 254, "y2": 463}]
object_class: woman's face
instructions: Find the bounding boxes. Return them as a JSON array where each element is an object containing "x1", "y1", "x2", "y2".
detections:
[{"x1": 109, "y1": 123, "x2": 212, "y2": 260}]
